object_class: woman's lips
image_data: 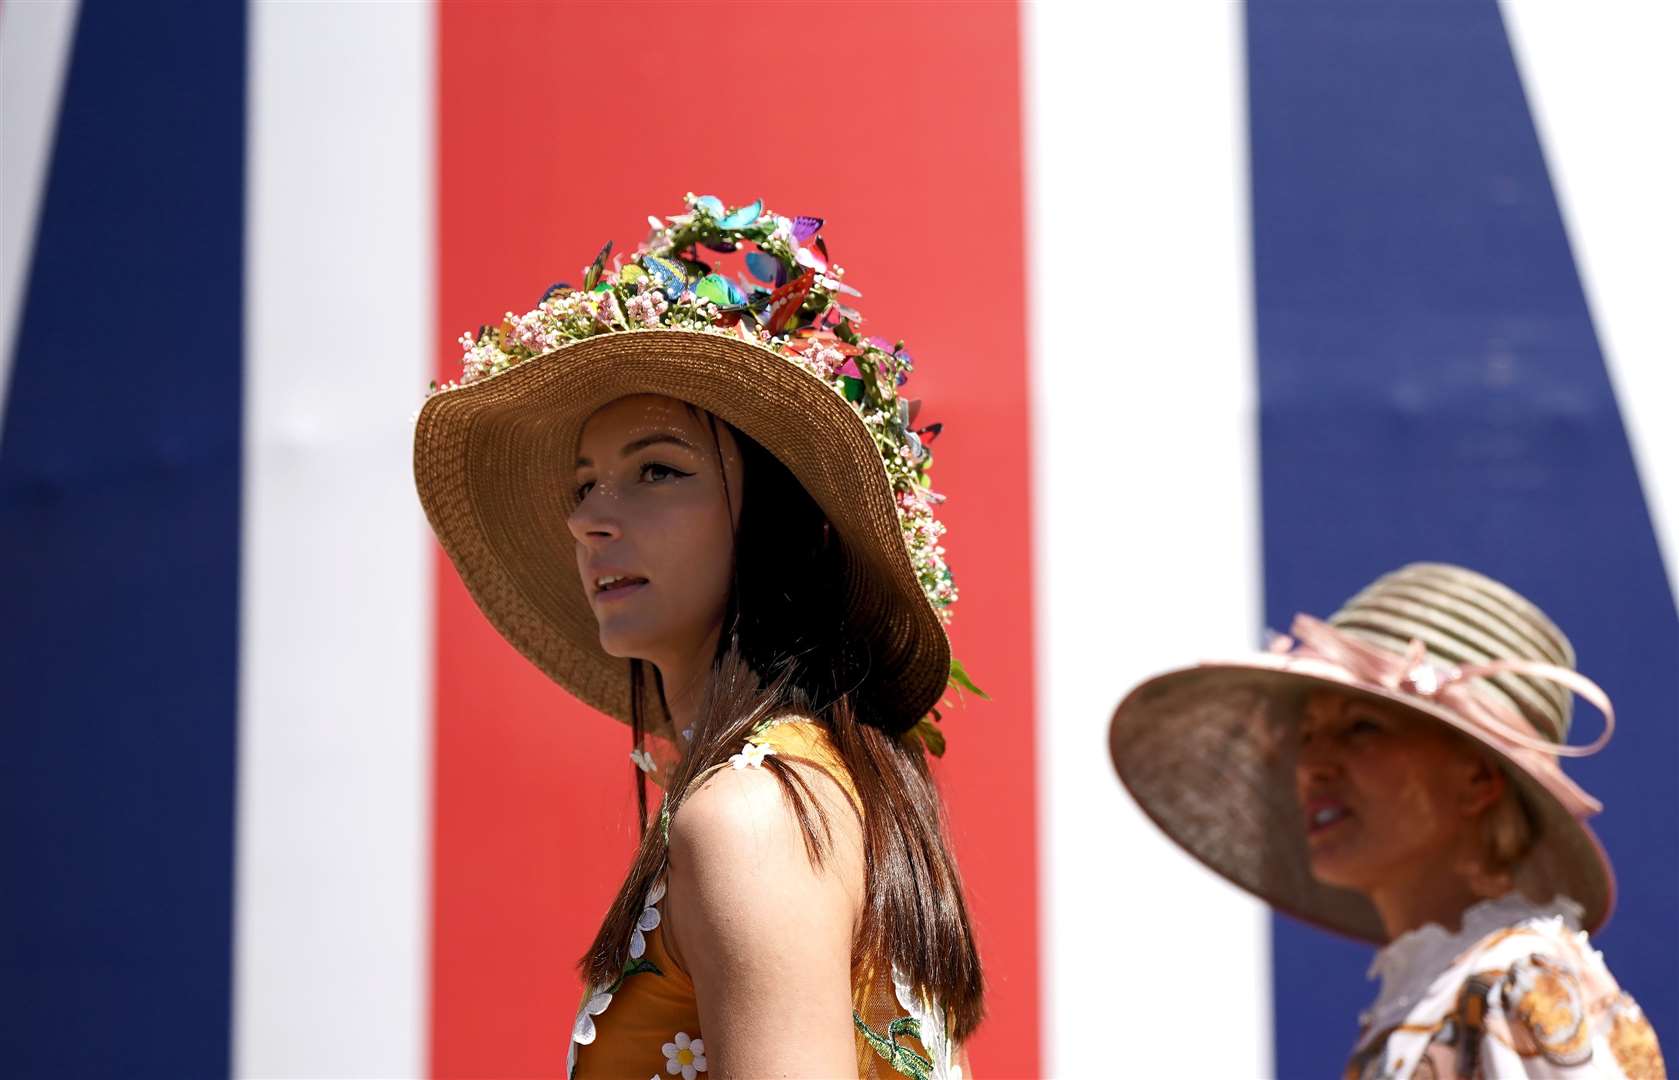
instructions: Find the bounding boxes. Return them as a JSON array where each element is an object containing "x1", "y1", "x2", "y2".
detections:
[
  {"x1": 1304, "y1": 799, "x2": 1353, "y2": 836},
  {"x1": 592, "y1": 575, "x2": 648, "y2": 603}
]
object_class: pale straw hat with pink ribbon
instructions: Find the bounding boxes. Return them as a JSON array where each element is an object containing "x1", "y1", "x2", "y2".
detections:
[{"x1": 1108, "y1": 562, "x2": 1617, "y2": 943}]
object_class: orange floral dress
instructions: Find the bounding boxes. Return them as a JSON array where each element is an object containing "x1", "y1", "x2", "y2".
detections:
[
  {"x1": 1346, "y1": 894, "x2": 1665, "y2": 1079},
  {"x1": 568, "y1": 720, "x2": 966, "y2": 1080}
]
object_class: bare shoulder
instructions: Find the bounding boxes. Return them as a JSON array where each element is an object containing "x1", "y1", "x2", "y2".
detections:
[
  {"x1": 668, "y1": 753, "x2": 863, "y2": 886},
  {"x1": 664, "y1": 754, "x2": 865, "y2": 973},
  {"x1": 661, "y1": 755, "x2": 866, "y2": 1074},
  {"x1": 665, "y1": 754, "x2": 866, "y2": 1074}
]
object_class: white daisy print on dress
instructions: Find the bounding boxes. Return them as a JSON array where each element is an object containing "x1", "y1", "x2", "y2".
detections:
[
  {"x1": 628, "y1": 877, "x2": 666, "y2": 960},
  {"x1": 571, "y1": 989, "x2": 612, "y2": 1046},
  {"x1": 661, "y1": 1031, "x2": 707, "y2": 1079}
]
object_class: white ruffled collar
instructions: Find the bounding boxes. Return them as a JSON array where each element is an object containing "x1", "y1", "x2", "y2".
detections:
[{"x1": 1360, "y1": 892, "x2": 1583, "y2": 1037}]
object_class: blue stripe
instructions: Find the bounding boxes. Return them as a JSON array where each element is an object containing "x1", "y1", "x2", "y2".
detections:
[
  {"x1": 0, "y1": 2, "x2": 246, "y2": 1076},
  {"x1": 1247, "y1": 2, "x2": 1678, "y2": 1075}
]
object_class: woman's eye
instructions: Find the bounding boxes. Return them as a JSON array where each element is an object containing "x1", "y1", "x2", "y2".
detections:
[
  {"x1": 1349, "y1": 718, "x2": 1381, "y2": 735},
  {"x1": 640, "y1": 462, "x2": 689, "y2": 484},
  {"x1": 574, "y1": 479, "x2": 594, "y2": 500}
]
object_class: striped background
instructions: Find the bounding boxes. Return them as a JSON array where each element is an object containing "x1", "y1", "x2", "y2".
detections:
[{"x1": 1, "y1": 3, "x2": 1673, "y2": 1077}]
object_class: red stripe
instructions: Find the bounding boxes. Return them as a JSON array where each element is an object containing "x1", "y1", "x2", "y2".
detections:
[{"x1": 433, "y1": 4, "x2": 1038, "y2": 1074}]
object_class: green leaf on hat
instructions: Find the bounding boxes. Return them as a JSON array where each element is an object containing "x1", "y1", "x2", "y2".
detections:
[
  {"x1": 948, "y1": 658, "x2": 989, "y2": 700},
  {"x1": 908, "y1": 716, "x2": 946, "y2": 758},
  {"x1": 840, "y1": 376, "x2": 864, "y2": 402},
  {"x1": 854, "y1": 355, "x2": 881, "y2": 400}
]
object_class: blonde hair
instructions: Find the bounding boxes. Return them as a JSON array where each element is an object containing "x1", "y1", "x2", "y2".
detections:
[{"x1": 1464, "y1": 778, "x2": 1539, "y2": 897}]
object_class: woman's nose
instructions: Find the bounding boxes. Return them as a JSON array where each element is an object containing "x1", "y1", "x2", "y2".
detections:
[
  {"x1": 1294, "y1": 740, "x2": 1341, "y2": 784},
  {"x1": 566, "y1": 490, "x2": 621, "y2": 546}
]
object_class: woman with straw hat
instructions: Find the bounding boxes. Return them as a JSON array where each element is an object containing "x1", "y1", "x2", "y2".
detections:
[
  {"x1": 1109, "y1": 563, "x2": 1665, "y2": 1078},
  {"x1": 415, "y1": 195, "x2": 980, "y2": 1079}
]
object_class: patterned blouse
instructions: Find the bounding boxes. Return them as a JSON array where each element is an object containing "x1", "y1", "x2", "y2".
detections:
[
  {"x1": 1346, "y1": 894, "x2": 1665, "y2": 1079},
  {"x1": 568, "y1": 719, "x2": 966, "y2": 1080}
]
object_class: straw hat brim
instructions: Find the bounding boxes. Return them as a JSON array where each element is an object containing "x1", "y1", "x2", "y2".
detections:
[
  {"x1": 1108, "y1": 655, "x2": 1614, "y2": 943},
  {"x1": 413, "y1": 328, "x2": 949, "y2": 733}
]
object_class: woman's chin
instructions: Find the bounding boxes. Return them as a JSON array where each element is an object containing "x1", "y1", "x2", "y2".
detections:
[
  {"x1": 1304, "y1": 851, "x2": 1371, "y2": 894},
  {"x1": 594, "y1": 627, "x2": 656, "y2": 663}
]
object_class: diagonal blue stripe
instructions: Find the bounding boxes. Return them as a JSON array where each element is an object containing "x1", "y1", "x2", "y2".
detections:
[
  {"x1": 1247, "y1": 2, "x2": 1678, "y2": 1075},
  {"x1": 0, "y1": 2, "x2": 246, "y2": 1076}
]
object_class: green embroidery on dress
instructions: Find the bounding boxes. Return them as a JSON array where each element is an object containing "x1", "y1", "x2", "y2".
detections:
[
  {"x1": 747, "y1": 712, "x2": 813, "y2": 743},
  {"x1": 602, "y1": 955, "x2": 663, "y2": 995},
  {"x1": 854, "y1": 1010, "x2": 935, "y2": 1080}
]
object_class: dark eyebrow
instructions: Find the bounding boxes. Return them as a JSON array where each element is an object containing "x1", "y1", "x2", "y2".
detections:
[{"x1": 575, "y1": 432, "x2": 699, "y2": 468}]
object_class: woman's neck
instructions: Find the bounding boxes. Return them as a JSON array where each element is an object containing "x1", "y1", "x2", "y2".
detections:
[
  {"x1": 1368, "y1": 863, "x2": 1495, "y2": 941},
  {"x1": 651, "y1": 627, "x2": 723, "y2": 740}
]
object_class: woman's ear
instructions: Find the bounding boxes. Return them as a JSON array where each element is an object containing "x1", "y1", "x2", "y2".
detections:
[{"x1": 1458, "y1": 751, "x2": 1507, "y2": 818}]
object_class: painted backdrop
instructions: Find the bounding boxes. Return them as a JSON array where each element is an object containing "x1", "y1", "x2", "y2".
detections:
[{"x1": 2, "y1": 2, "x2": 1673, "y2": 1077}]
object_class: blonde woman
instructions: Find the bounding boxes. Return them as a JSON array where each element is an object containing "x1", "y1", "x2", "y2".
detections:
[{"x1": 1109, "y1": 563, "x2": 1664, "y2": 1078}]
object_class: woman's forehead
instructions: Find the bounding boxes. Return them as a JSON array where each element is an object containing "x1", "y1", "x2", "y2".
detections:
[{"x1": 578, "y1": 394, "x2": 712, "y2": 449}]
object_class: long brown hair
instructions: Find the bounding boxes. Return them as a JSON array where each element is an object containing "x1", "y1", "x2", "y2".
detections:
[{"x1": 580, "y1": 417, "x2": 985, "y2": 1040}]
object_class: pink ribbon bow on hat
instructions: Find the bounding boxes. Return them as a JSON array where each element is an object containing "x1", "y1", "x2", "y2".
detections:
[{"x1": 1269, "y1": 614, "x2": 1615, "y2": 817}]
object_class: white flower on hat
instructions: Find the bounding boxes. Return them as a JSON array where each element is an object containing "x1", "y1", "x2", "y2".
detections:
[
  {"x1": 629, "y1": 748, "x2": 656, "y2": 774},
  {"x1": 728, "y1": 742, "x2": 776, "y2": 769},
  {"x1": 661, "y1": 1031, "x2": 707, "y2": 1079}
]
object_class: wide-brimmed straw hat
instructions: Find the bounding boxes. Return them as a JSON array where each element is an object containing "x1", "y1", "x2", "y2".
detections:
[
  {"x1": 1108, "y1": 563, "x2": 1616, "y2": 942},
  {"x1": 414, "y1": 195, "x2": 962, "y2": 741}
]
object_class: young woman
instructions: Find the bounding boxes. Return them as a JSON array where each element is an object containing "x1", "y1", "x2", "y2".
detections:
[
  {"x1": 414, "y1": 196, "x2": 981, "y2": 1079},
  {"x1": 1108, "y1": 562, "x2": 1665, "y2": 1078}
]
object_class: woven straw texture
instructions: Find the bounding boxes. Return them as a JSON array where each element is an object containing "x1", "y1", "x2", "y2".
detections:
[
  {"x1": 1108, "y1": 563, "x2": 1611, "y2": 943},
  {"x1": 413, "y1": 329, "x2": 949, "y2": 733}
]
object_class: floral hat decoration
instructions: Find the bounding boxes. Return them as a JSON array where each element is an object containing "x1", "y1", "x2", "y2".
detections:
[{"x1": 414, "y1": 194, "x2": 984, "y2": 753}]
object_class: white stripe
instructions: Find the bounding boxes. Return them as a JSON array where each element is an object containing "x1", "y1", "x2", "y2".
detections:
[
  {"x1": 235, "y1": 4, "x2": 434, "y2": 1076},
  {"x1": 1503, "y1": 2, "x2": 1679, "y2": 613},
  {"x1": 0, "y1": 0, "x2": 80, "y2": 435},
  {"x1": 1025, "y1": 5, "x2": 1272, "y2": 1076}
]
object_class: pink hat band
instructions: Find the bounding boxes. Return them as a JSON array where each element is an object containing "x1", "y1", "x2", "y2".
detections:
[{"x1": 1270, "y1": 613, "x2": 1615, "y2": 817}]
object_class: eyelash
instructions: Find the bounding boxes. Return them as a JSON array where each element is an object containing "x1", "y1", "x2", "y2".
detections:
[
  {"x1": 640, "y1": 462, "x2": 691, "y2": 484},
  {"x1": 574, "y1": 462, "x2": 694, "y2": 501}
]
